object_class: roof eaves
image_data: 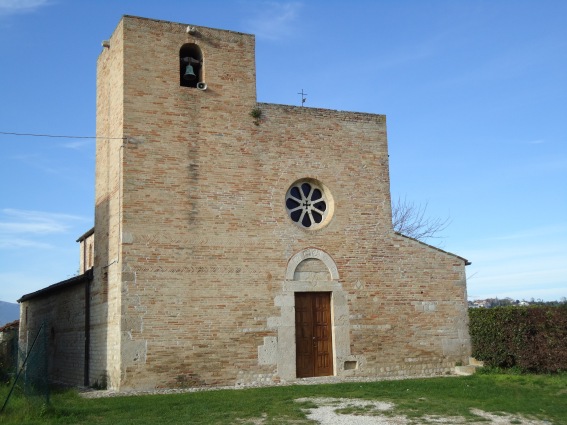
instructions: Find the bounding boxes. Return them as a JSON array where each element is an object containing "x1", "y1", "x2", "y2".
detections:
[
  {"x1": 394, "y1": 232, "x2": 471, "y2": 266},
  {"x1": 0, "y1": 320, "x2": 19, "y2": 332},
  {"x1": 76, "y1": 227, "x2": 95, "y2": 242},
  {"x1": 18, "y1": 268, "x2": 94, "y2": 303}
]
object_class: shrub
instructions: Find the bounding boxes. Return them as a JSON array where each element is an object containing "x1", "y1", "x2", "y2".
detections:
[{"x1": 469, "y1": 305, "x2": 567, "y2": 373}]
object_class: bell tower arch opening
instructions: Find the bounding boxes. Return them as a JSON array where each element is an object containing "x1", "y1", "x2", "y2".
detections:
[{"x1": 179, "y1": 43, "x2": 203, "y2": 88}]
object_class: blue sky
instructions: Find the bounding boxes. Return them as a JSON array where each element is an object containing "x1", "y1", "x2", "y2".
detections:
[{"x1": 0, "y1": 0, "x2": 565, "y2": 304}]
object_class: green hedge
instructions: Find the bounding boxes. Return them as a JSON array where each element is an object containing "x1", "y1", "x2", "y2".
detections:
[{"x1": 469, "y1": 305, "x2": 567, "y2": 373}]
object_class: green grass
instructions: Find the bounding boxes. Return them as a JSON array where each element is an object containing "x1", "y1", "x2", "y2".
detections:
[{"x1": 1, "y1": 373, "x2": 566, "y2": 424}]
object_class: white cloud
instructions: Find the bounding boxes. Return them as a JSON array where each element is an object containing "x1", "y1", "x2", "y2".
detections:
[
  {"x1": 60, "y1": 139, "x2": 94, "y2": 150},
  {"x1": 360, "y1": 29, "x2": 451, "y2": 74},
  {"x1": 244, "y1": 1, "x2": 302, "y2": 41},
  {"x1": 0, "y1": 237, "x2": 53, "y2": 249},
  {"x1": 0, "y1": 209, "x2": 87, "y2": 249},
  {"x1": 484, "y1": 224, "x2": 567, "y2": 243},
  {"x1": 0, "y1": 0, "x2": 51, "y2": 15},
  {"x1": 462, "y1": 225, "x2": 567, "y2": 301},
  {"x1": 10, "y1": 153, "x2": 60, "y2": 175}
]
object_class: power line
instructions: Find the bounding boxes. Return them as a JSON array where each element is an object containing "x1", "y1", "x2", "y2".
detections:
[{"x1": 0, "y1": 131, "x2": 126, "y2": 140}]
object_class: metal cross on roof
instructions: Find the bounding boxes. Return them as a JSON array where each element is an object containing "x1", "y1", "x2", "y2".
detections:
[{"x1": 298, "y1": 89, "x2": 307, "y2": 107}]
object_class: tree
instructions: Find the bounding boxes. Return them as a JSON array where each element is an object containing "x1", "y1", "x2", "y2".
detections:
[{"x1": 391, "y1": 197, "x2": 450, "y2": 242}]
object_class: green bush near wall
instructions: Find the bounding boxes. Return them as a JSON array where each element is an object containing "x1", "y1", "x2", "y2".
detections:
[{"x1": 469, "y1": 305, "x2": 567, "y2": 373}]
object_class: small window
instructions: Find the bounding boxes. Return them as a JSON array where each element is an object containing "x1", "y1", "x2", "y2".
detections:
[
  {"x1": 180, "y1": 43, "x2": 203, "y2": 88},
  {"x1": 88, "y1": 244, "x2": 93, "y2": 269}
]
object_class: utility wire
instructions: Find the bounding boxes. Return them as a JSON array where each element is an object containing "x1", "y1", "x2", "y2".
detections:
[{"x1": 0, "y1": 131, "x2": 126, "y2": 140}]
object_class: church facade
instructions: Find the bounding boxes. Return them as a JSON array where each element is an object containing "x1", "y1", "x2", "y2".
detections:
[{"x1": 19, "y1": 16, "x2": 471, "y2": 390}]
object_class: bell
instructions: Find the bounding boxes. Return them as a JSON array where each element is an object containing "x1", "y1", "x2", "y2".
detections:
[{"x1": 183, "y1": 64, "x2": 197, "y2": 81}]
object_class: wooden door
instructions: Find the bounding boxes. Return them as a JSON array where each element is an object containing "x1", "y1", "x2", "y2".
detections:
[{"x1": 295, "y1": 292, "x2": 333, "y2": 378}]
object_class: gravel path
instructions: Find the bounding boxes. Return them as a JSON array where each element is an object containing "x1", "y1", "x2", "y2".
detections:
[
  {"x1": 295, "y1": 397, "x2": 551, "y2": 425},
  {"x1": 79, "y1": 374, "x2": 444, "y2": 399}
]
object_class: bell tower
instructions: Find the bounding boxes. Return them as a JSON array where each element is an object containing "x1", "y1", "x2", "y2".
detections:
[{"x1": 93, "y1": 15, "x2": 257, "y2": 389}]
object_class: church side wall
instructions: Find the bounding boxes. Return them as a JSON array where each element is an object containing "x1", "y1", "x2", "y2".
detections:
[
  {"x1": 19, "y1": 284, "x2": 86, "y2": 386},
  {"x1": 346, "y1": 233, "x2": 471, "y2": 377}
]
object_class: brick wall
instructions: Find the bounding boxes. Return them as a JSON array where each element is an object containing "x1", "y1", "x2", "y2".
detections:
[{"x1": 19, "y1": 283, "x2": 87, "y2": 386}]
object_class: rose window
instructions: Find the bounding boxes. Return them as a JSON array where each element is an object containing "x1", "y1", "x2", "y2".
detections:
[{"x1": 285, "y1": 179, "x2": 333, "y2": 229}]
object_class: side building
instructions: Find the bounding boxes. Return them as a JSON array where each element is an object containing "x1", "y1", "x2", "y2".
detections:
[{"x1": 19, "y1": 15, "x2": 471, "y2": 390}]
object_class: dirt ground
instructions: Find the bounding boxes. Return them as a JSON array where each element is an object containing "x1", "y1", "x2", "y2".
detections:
[{"x1": 290, "y1": 397, "x2": 552, "y2": 425}]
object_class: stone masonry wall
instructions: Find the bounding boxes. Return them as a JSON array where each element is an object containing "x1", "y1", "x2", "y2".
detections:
[
  {"x1": 79, "y1": 232, "x2": 94, "y2": 274},
  {"x1": 93, "y1": 17, "x2": 126, "y2": 389}
]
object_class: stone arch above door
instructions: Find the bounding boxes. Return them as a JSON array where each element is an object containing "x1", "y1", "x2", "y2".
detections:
[
  {"x1": 293, "y1": 258, "x2": 330, "y2": 281},
  {"x1": 285, "y1": 248, "x2": 339, "y2": 281}
]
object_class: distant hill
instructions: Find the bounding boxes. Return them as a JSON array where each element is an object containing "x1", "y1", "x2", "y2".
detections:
[{"x1": 0, "y1": 301, "x2": 19, "y2": 326}]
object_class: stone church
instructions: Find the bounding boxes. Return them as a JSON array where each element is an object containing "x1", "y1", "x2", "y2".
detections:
[{"x1": 18, "y1": 15, "x2": 471, "y2": 391}]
